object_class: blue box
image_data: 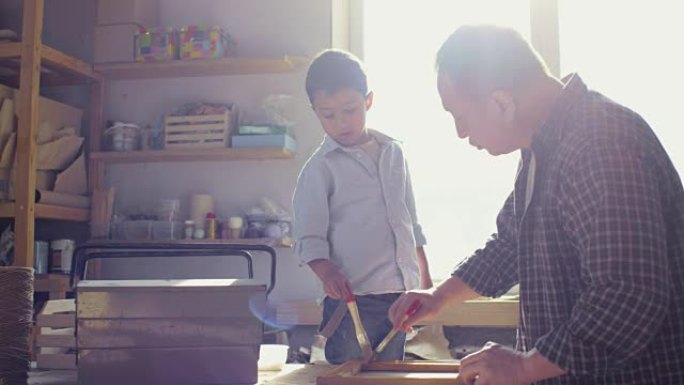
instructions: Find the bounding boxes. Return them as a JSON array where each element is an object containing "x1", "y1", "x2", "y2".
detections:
[{"x1": 231, "y1": 134, "x2": 296, "y2": 152}]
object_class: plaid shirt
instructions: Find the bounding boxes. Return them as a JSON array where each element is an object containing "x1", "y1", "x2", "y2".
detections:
[{"x1": 453, "y1": 74, "x2": 684, "y2": 384}]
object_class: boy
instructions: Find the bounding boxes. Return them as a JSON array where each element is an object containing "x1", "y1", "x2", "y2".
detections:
[{"x1": 293, "y1": 49, "x2": 432, "y2": 364}]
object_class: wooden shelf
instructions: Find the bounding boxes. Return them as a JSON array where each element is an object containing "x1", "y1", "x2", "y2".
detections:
[
  {"x1": 94, "y1": 56, "x2": 309, "y2": 80},
  {"x1": 86, "y1": 238, "x2": 293, "y2": 248},
  {"x1": 0, "y1": 202, "x2": 89, "y2": 222},
  {"x1": 90, "y1": 147, "x2": 295, "y2": 164},
  {"x1": 0, "y1": 42, "x2": 101, "y2": 87}
]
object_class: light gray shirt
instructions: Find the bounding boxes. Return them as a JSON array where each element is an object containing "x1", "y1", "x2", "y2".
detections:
[{"x1": 293, "y1": 129, "x2": 426, "y2": 295}]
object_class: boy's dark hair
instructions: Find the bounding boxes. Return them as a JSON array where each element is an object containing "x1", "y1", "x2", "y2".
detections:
[
  {"x1": 305, "y1": 49, "x2": 368, "y2": 104},
  {"x1": 436, "y1": 25, "x2": 549, "y2": 97}
]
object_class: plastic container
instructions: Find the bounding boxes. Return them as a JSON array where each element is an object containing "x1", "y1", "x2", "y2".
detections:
[
  {"x1": 50, "y1": 239, "x2": 75, "y2": 274},
  {"x1": 178, "y1": 25, "x2": 230, "y2": 60},
  {"x1": 135, "y1": 26, "x2": 177, "y2": 62},
  {"x1": 120, "y1": 220, "x2": 153, "y2": 240},
  {"x1": 152, "y1": 221, "x2": 183, "y2": 240}
]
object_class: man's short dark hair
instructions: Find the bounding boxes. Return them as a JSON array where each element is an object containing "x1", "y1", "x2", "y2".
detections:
[
  {"x1": 436, "y1": 25, "x2": 549, "y2": 97},
  {"x1": 305, "y1": 49, "x2": 368, "y2": 104}
]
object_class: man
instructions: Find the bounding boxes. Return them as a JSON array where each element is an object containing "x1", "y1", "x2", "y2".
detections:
[{"x1": 389, "y1": 25, "x2": 684, "y2": 385}]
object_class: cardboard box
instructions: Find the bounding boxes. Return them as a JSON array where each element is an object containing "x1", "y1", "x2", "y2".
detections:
[
  {"x1": 94, "y1": 23, "x2": 140, "y2": 63},
  {"x1": 97, "y1": 0, "x2": 158, "y2": 26}
]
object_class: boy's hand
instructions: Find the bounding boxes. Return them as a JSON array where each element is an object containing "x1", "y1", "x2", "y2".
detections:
[{"x1": 307, "y1": 259, "x2": 352, "y2": 300}]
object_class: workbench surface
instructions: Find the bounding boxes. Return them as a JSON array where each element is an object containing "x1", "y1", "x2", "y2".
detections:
[{"x1": 28, "y1": 364, "x2": 334, "y2": 385}]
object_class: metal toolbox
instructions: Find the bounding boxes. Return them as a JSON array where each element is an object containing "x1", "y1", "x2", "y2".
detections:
[{"x1": 71, "y1": 243, "x2": 277, "y2": 385}]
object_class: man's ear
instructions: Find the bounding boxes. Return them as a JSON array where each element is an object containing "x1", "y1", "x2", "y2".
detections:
[
  {"x1": 365, "y1": 91, "x2": 374, "y2": 111},
  {"x1": 490, "y1": 90, "x2": 516, "y2": 123}
]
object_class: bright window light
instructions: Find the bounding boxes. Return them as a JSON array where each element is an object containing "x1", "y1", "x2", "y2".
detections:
[
  {"x1": 559, "y1": 1, "x2": 684, "y2": 173},
  {"x1": 362, "y1": 1, "x2": 531, "y2": 278}
]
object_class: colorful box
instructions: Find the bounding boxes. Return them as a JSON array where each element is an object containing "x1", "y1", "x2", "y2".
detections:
[
  {"x1": 135, "y1": 27, "x2": 177, "y2": 62},
  {"x1": 178, "y1": 26, "x2": 231, "y2": 60}
]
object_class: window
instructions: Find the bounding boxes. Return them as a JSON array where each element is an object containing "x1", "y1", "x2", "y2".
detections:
[
  {"x1": 558, "y1": 1, "x2": 684, "y2": 173},
  {"x1": 361, "y1": 1, "x2": 531, "y2": 277}
]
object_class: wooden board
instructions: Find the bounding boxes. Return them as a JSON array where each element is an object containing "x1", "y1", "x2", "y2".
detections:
[{"x1": 317, "y1": 360, "x2": 461, "y2": 385}]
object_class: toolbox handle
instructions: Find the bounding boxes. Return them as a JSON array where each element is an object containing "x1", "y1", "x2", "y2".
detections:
[{"x1": 70, "y1": 242, "x2": 277, "y2": 295}]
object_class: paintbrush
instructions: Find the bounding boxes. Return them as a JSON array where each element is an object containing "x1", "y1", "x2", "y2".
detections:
[
  {"x1": 373, "y1": 300, "x2": 421, "y2": 358},
  {"x1": 345, "y1": 292, "x2": 374, "y2": 361}
]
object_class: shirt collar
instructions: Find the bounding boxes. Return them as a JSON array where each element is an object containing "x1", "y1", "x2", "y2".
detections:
[
  {"x1": 320, "y1": 128, "x2": 397, "y2": 155},
  {"x1": 530, "y1": 73, "x2": 589, "y2": 156}
]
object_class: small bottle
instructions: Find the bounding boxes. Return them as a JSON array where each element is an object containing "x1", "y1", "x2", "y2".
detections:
[
  {"x1": 228, "y1": 216, "x2": 243, "y2": 239},
  {"x1": 206, "y1": 212, "x2": 217, "y2": 240},
  {"x1": 184, "y1": 220, "x2": 195, "y2": 240}
]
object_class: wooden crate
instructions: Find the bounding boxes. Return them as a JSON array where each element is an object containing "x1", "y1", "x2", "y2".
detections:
[
  {"x1": 35, "y1": 299, "x2": 77, "y2": 370},
  {"x1": 164, "y1": 111, "x2": 233, "y2": 149}
]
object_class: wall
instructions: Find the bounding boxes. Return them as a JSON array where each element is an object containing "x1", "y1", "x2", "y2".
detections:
[{"x1": 101, "y1": 0, "x2": 333, "y2": 304}]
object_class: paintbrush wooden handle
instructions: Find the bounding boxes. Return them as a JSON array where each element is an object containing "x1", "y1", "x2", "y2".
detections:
[{"x1": 375, "y1": 300, "x2": 422, "y2": 355}]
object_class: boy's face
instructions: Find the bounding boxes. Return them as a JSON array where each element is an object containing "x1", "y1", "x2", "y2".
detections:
[
  {"x1": 437, "y1": 73, "x2": 521, "y2": 156},
  {"x1": 311, "y1": 87, "x2": 372, "y2": 147}
]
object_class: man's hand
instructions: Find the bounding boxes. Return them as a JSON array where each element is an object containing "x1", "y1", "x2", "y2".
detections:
[
  {"x1": 458, "y1": 343, "x2": 566, "y2": 385},
  {"x1": 388, "y1": 290, "x2": 445, "y2": 332},
  {"x1": 459, "y1": 342, "x2": 529, "y2": 385},
  {"x1": 307, "y1": 259, "x2": 352, "y2": 300}
]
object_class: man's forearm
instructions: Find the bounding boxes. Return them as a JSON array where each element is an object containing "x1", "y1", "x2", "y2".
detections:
[{"x1": 432, "y1": 275, "x2": 481, "y2": 307}]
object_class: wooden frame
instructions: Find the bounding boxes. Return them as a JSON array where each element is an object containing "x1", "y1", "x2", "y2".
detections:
[{"x1": 317, "y1": 360, "x2": 461, "y2": 385}]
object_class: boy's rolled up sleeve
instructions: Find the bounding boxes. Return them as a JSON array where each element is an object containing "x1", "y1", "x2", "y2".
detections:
[
  {"x1": 404, "y1": 161, "x2": 427, "y2": 246},
  {"x1": 293, "y1": 160, "x2": 332, "y2": 265}
]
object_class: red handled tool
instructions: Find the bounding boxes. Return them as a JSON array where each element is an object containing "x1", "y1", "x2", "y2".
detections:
[
  {"x1": 345, "y1": 291, "x2": 374, "y2": 361},
  {"x1": 373, "y1": 300, "x2": 421, "y2": 357}
]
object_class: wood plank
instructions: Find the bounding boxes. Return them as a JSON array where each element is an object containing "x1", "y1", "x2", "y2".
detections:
[
  {"x1": 317, "y1": 360, "x2": 461, "y2": 385},
  {"x1": 431, "y1": 298, "x2": 519, "y2": 327},
  {"x1": 36, "y1": 333, "x2": 76, "y2": 349},
  {"x1": 36, "y1": 203, "x2": 90, "y2": 221},
  {"x1": 95, "y1": 56, "x2": 309, "y2": 80},
  {"x1": 37, "y1": 314, "x2": 75, "y2": 328},
  {"x1": 14, "y1": 0, "x2": 44, "y2": 268},
  {"x1": 363, "y1": 361, "x2": 460, "y2": 373},
  {"x1": 0, "y1": 202, "x2": 90, "y2": 221},
  {"x1": 39, "y1": 298, "x2": 75, "y2": 314},
  {"x1": 275, "y1": 297, "x2": 519, "y2": 327},
  {"x1": 0, "y1": 42, "x2": 21, "y2": 59},
  {"x1": 41, "y1": 45, "x2": 100, "y2": 82},
  {"x1": 90, "y1": 147, "x2": 294, "y2": 163},
  {"x1": 36, "y1": 353, "x2": 77, "y2": 370}
]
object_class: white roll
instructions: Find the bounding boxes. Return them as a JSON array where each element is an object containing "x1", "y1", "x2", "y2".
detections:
[{"x1": 190, "y1": 194, "x2": 213, "y2": 230}]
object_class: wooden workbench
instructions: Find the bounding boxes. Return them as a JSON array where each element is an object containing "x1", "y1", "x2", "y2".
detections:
[{"x1": 29, "y1": 364, "x2": 334, "y2": 385}]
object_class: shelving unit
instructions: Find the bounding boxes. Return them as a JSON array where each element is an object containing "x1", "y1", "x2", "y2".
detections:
[
  {"x1": 0, "y1": 0, "x2": 103, "y2": 268},
  {"x1": 95, "y1": 56, "x2": 308, "y2": 80},
  {"x1": 90, "y1": 44, "x2": 307, "y2": 246},
  {"x1": 90, "y1": 147, "x2": 294, "y2": 164}
]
